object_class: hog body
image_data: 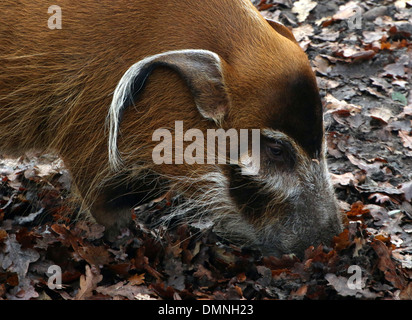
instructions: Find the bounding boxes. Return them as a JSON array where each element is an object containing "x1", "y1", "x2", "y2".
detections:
[{"x1": 0, "y1": 0, "x2": 342, "y2": 257}]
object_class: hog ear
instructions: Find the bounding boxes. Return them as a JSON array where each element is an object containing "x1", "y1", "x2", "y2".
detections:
[
  {"x1": 107, "y1": 49, "x2": 230, "y2": 170},
  {"x1": 266, "y1": 19, "x2": 298, "y2": 43}
]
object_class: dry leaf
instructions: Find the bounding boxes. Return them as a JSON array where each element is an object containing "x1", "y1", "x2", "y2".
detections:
[
  {"x1": 96, "y1": 281, "x2": 153, "y2": 300},
  {"x1": 400, "y1": 282, "x2": 412, "y2": 300},
  {"x1": 75, "y1": 265, "x2": 103, "y2": 300},
  {"x1": 369, "y1": 107, "x2": 393, "y2": 123},
  {"x1": 333, "y1": 229, "x2": 351, "y2": 251},
  {"x1": 325, "y1": 273, "x2": 377, "y2": 298},
  {"x1": 399, "y1": 131, "x2": 412, "y2": 150},
  {"x1": 346, "y1": 154, "x2": 382, "y2": 175},
  {"x1": 77, "y1": 246, "x2": 112, "y2": 267},
  {"x1": 128, "y1": 273, "x2": 145, "y2": 286},
  {"x1": 403, "y1": 106, "x2": 412, "y2": 116},
  {"x1": 324, "y1": 94, "x2": 362, "y2": 116},
  {"x1": 0, "y1": 229, "x2": 7, "y2": 243},
  {"x1": 292, "y1": 24, "x2": 314, "y2": 42},
  {"x1": 0, "y1": 234, "x2": 40, "y2": 280},
  {"x1": 333, "y1": 2, "x2": 362, "y2": 21},
  {"x1": 331, "y1": 172, "x2": 356, "y2": 187},
  {"x1": 371, "y1": 240, "x2": 406, "y2": 290},
  {"x1": 346, "y1": 201, "x2": 370, "y2": 219},
  {"x1": 292, "y1": 0, "x2": 317, "y2": 22}
]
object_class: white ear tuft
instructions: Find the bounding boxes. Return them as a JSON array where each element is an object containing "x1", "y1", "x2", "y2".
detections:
[{"x1": 106, "y1": 49, "x2": 230, "y2": 171}]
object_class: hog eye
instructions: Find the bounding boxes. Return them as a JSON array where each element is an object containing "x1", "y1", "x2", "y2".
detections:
[
  {"x1": 266, "y1": 142, "x2": 284, "y2": 160},
  {"x1": 261, "y1": 131, "x2": 297, "y2": 169}
]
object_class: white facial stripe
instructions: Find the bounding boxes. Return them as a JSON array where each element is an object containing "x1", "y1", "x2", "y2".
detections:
[{"x1": 261, "y1": 128, "x2": 298, "y2": 149}]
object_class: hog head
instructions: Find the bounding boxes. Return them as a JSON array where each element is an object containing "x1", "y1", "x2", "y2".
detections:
[{"x1": 106, "y1": 19, "x2": 343, "y2": 258}]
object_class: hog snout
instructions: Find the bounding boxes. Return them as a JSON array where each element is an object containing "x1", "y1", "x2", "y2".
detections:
[
  {"x1": 261, "y1": 164, "x2": 343, "y2": 257},
  {"x1": 218, "y1": 132, "x2": 343, "y2": 258}
]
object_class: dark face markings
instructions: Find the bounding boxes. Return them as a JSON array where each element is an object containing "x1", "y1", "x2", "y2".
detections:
[{"x1": 268, "y1": 73, "x2": 323, "y2": 159}]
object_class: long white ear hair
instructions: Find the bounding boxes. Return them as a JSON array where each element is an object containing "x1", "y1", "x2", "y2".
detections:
[{"x1": 106, "y1": 49, "x2": 231, "y2": 171}]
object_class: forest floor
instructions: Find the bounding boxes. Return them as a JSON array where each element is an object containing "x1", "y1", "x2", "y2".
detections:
[{"x1": 0, "y1": 0, "x2": 411, "y2": 300}]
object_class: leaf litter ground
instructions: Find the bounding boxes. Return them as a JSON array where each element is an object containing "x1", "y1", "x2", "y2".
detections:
[{"x1": 1, "y1": 0, "x2": 412, "y2": 300}]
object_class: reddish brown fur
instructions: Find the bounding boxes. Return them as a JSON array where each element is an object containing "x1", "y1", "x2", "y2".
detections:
[
  {"x1": 0, "y1": 0, "x2": 308, "y2": 198},
  {"x1": 0, "y1": 0, "x2": 341, "y2": 255}
]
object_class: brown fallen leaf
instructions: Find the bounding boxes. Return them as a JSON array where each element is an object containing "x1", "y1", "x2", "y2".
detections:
[
  {"x1": 382, "y1": 61, "x2": 407, "y2": 78},
  {"x1": 326, "y1": 134, "x2": 344, "y2": 158},
  {"x1": 314, "y1": 29, "x2": 340, "y2": 42},
  {"x1": 128, "y1": 273, "x2": 145, "y2": 286},
  {"x1": 362, "y1": 30, "x2": 387, "y2": 44},
  {"x1": 256, "y1": 0, "x2": 274, "y2": 11},
  {"x1": 331, "y1": 172, "x2": 357, "y2": 187},
  {"x1": 324, "y1": 94, "x2": 362, "y2": 116},
  {"x1": 76, "y1": 245, "x2": 112, "y2": 267},
  {"x1": 15, "y1": 228, "x2": 42, "y2": 250},
  {"x1": 292, "y1": 24, "x2": 315, "y2": 43},
  {"x1": 0, "y1": 271, "x2": 19, "y2": 286},
  {"x1": 381, "y1": 38, "x2": 392, "y2": 51},
  {"x1": 0, "y1": 229, "x2": 7, "y2": 243},
  {"x1": 8, "y1": 278, "x2": 39, "y2": 300},
  {"x1": 333, "y1": 1, "x2": 361, "y2": 21},
  {"x1": 346, "y1": 154, "x2": 382, "y2": 175},
  {"x1": 388, "y1": 25, "x2": 412, "y2": 41},
  {"x1": 51, "y1": 224, "x2": 83, "y2": 250},
  {"x1": 134, "y1": 246, "x2": 163, "y2": 280},
  {"x1": 236, "y1": 272, "x2": 247, "y2": 283},
  {"x1": 346, "y1": 201, "x2": 370, "y2": 221},
  {"x1": 290, "y1": 284, "x2": 308, "y2": 298},
  {"x1": 96, "y1": 281, "x2": 153, "y2": 300},
  {"x1": 333, "y1": 229, "x2": 351, "y2": 251},
  {"x1": 369, "y1": 107, "x2": 394, "y2": 124},
  {"x1": 399, "y1": 131, "x2": 412, "y2": 150},
  {"x1": 371, "y1": 240, "x2": 406, "y2": 290},
  {"x1": 292, "y1": 0, "x2": 317, "y2": 23},
  {"x1": 75, "y1": 265, "x2": 103, "y2": 300},
  {"x1": 402, "y1": 106, "x2": 412, "y2": 116},
  {"x1": 400, "y1": 282, "x2": 412, "y2": 300},
  {"x1": 193, "y1": 264, "x2": 214, "y2": 282},
  {"x1": 325, "y1": 273, "x2": 378, "y2": 298},
  {"x1": 335, "y1": 47, "x2": 376, "y2": 61},
  {"x1": 74, "y1": 221, "x2": 105, "y2": 241},
  {"x1": 313, "y1": 55, "x2": 332, "y2": 76},
  {"x1": 1, "y1": 234, "x2": 40, "y2": 281},
  {"x1": 368, "y1": 193, "x2": 393, "y2": 205}
]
